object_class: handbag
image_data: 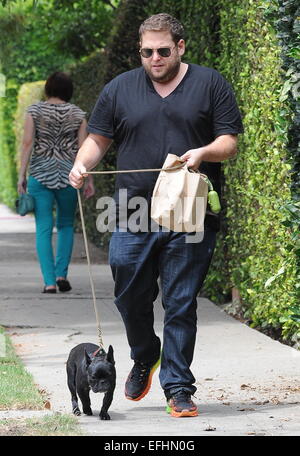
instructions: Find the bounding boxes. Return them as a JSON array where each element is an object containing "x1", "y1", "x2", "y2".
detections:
[
  {"x1": 15, "y1": 193, "x2": 35, "y2": 216},
  {"x1": 151, "y1": 154, "x2": 209, "y2": 232}
]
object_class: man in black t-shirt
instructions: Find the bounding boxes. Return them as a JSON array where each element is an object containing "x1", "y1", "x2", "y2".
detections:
[{"x1": 69, "y1": 13, "x2": 243, "y2": 418}]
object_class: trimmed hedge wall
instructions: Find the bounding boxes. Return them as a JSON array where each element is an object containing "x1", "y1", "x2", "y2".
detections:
[
  {"x1": 14, "y1": 80, "x2": 45, "y2": 171},
  {"x1": 0, "y1": 97, "x2": 7, "y2": 203},
  {"x1": 0, "y1": 82, "x2": 18, "y2": 207},
  {"x1": 274, "y1": 1, "x2": 300, "y2": 320},
  {"x1": 216, "y1": 0, "x2": 299, "y2": 342},
  {"x1": 275, "y1": 0, "x2": 300, "y2": 198},
  {"x1": 0, "y1": 80, "x2": 45, "y2": 207}
]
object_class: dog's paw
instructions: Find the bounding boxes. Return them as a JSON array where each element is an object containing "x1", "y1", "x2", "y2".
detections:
[
  {"x1": 73, "y1": 407, "x2": 81, "y2": 416},
  {"x1": 99, "y1": 411, "x2": 111, "y2": 420}
]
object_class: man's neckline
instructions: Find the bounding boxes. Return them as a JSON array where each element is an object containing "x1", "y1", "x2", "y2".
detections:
[{"x1": 145, "y1": 63, "x2": 191, "y2": 99}]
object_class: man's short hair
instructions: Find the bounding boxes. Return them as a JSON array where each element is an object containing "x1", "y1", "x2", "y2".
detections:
[
  {"x1": 139, "y1": 13, "x2": 184, "y2": 44},
  {"x1": 45, "y1": 71, "x2": 73, "y2": 102}
]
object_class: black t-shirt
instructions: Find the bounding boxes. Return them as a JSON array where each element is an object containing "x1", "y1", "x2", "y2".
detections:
[{"x1": 88, "y1": 63, "x2": 244, "y2": 231}]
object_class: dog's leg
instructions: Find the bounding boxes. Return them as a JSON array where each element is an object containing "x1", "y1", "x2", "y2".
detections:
[
  {"x1": 99, "y1": 385, "x2": 115, "y2": 420},
  {"x1": 67, "y1": 364, "x2": 81, "y2": 416},
  {"x1": 77, "y1": 386, "x2": 93, "y2": 416}
]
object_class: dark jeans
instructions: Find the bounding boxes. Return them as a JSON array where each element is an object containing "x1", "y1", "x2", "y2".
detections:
[{"x1": 109, "y1": 228, "x2": 216, "y2": 396}]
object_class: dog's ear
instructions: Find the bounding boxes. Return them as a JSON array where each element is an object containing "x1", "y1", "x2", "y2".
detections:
[
  {"x1": 84, "y1": 349, "x2": 92, "y2": 366},
  {"x1": 106, "y1": 345, "x2": 115, "y2": 365}
]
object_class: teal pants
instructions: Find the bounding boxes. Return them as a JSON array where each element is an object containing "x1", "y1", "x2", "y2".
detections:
[{"x1": 28, "y1": 176, "x2": 78, "y2": 286}]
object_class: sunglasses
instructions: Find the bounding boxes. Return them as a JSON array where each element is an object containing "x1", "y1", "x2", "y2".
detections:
[{"x1": 139, "y1": 45, "x2": 176, "y2": 58}]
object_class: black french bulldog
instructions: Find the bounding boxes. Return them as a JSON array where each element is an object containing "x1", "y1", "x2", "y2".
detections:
[{"x1": 66, "y1": 343, "x2": 116, "y2": 420}]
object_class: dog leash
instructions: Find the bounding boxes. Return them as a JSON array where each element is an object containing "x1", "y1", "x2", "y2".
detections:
[
  {"x1": 76, "y1": 161, "x2": 190, "y2": 349},
  {"x1": 83, "y1": 162, "x2": 185, "y2": 175},
  {"x1": 77, "y1": 188, "x2": 105, "y2": 349}
]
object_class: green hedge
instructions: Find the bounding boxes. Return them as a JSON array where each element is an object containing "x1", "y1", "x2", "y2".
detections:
[
  {"x1": 0, "y1": 96, "x2": 6, "y2": 203},
  {"x1": 0, "y1": 70, "x2": 5, "y2": 202},
  {"x1": 275, "y1": 0, "x2": 300, "y2": 198},
  {"x1": 274, "y1": 0, "x2": 300, "y2": 305},
  {"x1": 0, "y1": 80, "x2": 45, "y2": 206},
  {"x1": 14, "y1": 80, "x2": 45, "y2": 171},
  {"x1": 0, "y1": 82, "x2": 18, "y2": 207},
  {"x1": 216, "y1": 0, "x2": 299, "y2": 343}
]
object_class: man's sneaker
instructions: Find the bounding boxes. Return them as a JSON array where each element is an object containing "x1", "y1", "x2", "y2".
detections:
[
  {"x1": 166, "y1": 390, "x2": 198, "y2": 417},
  {"x1": 125, "y1": 358, "x2": 160, "y2": 401}
]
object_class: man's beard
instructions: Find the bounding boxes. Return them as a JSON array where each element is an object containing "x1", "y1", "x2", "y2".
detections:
[{"x1": 144, "y1": 59, "x2": 181, "y2": 83}]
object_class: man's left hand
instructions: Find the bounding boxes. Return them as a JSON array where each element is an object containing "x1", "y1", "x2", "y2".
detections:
[{"x1": 180, "y1": 148, "x2": 203, "y2": 170}]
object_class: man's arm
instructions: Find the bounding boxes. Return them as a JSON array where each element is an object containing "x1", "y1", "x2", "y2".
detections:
[
  {"x1": 69, "y1": 133, "x2": 112, "y2": 188},
  {"x1": 180, "y1": 134, "x2": 238, "y2": 170},
  {"x1": 77, "y1": 119, "x2": 96, "y2": 199}
]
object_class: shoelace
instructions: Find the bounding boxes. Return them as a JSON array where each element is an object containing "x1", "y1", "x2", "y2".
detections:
[
  {"x1": 172, "y1": 391, "x2": 192, "y2": 405},
  {"x1": 130, "y1": 362, "x2": 150, "y2": 383}
]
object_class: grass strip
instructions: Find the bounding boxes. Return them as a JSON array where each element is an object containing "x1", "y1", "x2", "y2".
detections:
[
  {"x1": 0, "y1": 326, "x2": 44, "y2": 410},
  {"x1": 0, "y1": 327, "x2": 82, "y2": 435},
  {"x1": 0, "y1": 413, "x2": 82, "y2": 436}
]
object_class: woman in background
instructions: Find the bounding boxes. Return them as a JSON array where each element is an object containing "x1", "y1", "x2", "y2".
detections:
[{"x1": 18, "y1": 71, "x2": 94, "y2": 293}]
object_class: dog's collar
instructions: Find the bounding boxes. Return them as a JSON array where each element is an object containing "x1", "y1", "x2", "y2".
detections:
[{"x1": 92, "y1": 347, "x2": 105, "y2": 357}]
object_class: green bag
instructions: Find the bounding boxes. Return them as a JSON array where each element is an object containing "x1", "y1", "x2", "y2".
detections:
[{"x1": 15, "y1": 193, "x2": 35, "y2": 216}]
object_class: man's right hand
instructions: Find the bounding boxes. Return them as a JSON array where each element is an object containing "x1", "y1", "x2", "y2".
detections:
[
  {"x1": 69, "y1": 134, "x2": 112, "y2": 189},
  {"x1": 69, "y1": 162, "x2": 88, "y2": 189}
]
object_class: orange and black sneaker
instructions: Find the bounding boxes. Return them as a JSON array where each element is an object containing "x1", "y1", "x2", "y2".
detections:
[
  {"x1": 125, "y1": 358, "x2": 160, "y2": 401},
  {"x1": 166, "y1": 391, "x2": 198, "y2": 417}
]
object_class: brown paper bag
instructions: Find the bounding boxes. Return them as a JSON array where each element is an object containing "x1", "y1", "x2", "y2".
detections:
[{"x1": 151, "y1": 154, "x2": 208, "y2": 232}]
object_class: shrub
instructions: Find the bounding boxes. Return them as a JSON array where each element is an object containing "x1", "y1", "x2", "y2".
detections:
[
  {"x1": 14, "y1": 80, "x2": 45, "y2": 171},
  {"x1": 215, "y1": 0, "x2": 299, "y2": 342}
]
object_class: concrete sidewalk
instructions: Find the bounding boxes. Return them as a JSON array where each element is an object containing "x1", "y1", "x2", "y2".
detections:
[{"x1": 1, "y1": 203, "x2": 300, "y2": 436}]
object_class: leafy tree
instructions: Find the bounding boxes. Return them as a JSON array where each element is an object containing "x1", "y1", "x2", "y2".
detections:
[
  {"x1": 0, "y1": 0, "x2": 118, "y2": 82},
  {"x1": 39, "y1": 0, "x2": 116, "y2": 60},
  {"x1": 0, "y1": 0, "x2": 118, "y2": 208}
]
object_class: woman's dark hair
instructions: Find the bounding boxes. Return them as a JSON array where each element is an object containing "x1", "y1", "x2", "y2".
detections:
[{"x1": 44, "y1": 72, "x2": 73, "y2": 102}]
